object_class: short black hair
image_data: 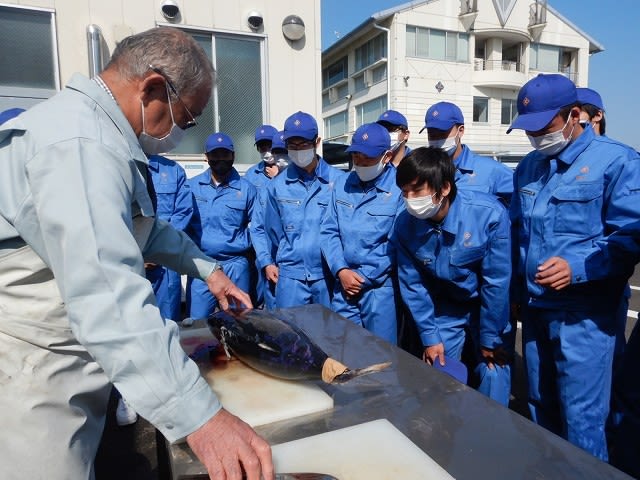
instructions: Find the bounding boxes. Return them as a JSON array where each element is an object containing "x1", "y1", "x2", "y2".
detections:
[
  {"x1": 396, "y1": 146, "x2": 457, "y2": 203},
  {"x1": 581, "y1": 104, "x2": 606, "y2": 135}
]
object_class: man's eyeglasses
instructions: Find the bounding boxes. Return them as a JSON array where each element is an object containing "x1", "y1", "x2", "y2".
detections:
[
  {"x1": 148, "y1": 64, "x2": 197, "y2": 130},
  {"x1": 286, "y1": 139, "x2": 316, "y2": 150}
]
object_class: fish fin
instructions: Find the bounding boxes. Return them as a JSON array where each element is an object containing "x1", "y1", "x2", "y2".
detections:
[{"x1": 331, "y1": 361, "x2": 392, "y2": 384}]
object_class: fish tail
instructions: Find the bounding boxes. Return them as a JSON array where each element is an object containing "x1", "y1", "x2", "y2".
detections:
[{"x1": 329, "y1": 361, "x2": 392, "y2": 384}]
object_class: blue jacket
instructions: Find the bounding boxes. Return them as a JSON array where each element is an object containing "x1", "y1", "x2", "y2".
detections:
[
  {"x1": 392, "y1": 189, "x2": 511, "y2": 349},
  {"x1": 510, "y1": 126, "x2": 640, "y2": 310},
  {"x1": 455, "y1": 145, "x2": 514, "y2": 205},
  {"x1": 147, "y1": 155, "x2": 192, "y2": 231},
  {"x1": 321, "y1": 165, "x2": 404, "y2": 287},
  {"x1": 256, "y1": 157, "x2": 345, "y2": 280},
  {"x1": 186, "y1": 168, "x2": 257, "y2": 262},
  {"x1": 244, "y1": 161, "x2": 272, "y2": 191}
]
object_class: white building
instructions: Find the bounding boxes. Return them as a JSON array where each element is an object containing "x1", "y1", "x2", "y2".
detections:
[
  {"x1": 321, "y1": 0, "x2": 603, "y2": 165},
  {"x1": 0, "y1": 0, "x2": 321, "y2": 175}
]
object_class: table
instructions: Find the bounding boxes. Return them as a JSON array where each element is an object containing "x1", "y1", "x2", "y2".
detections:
[{"x1": 168, "y1": 304, "x2": 632, "y2": 479}]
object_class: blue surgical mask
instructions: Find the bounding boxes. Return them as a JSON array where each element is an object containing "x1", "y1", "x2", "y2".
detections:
[{"x1": 138, "y1": 83, "x2": 186, "y2": 155}]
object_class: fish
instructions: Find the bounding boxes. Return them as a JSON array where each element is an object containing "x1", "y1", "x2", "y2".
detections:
[{"x1": 207, "y1": 309, "x2": 391, "y2": 384}]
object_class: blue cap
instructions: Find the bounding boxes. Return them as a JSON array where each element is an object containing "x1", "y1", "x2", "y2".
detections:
[
  {"x1": 205, "y1": 132, "x2": 234, "y2": 153},
  {"x1": 507, "y1": 74, "x2": 577, "y2": 133},
  {"x1": 576, "y1": 87, "x2": 604, "y2": 110},
  {"x1": 0, "y1": 107, "x2": 25, "y2": 125},
  {"x1": 377, "y1": 110, "x2": 408, "y2": 129},
  {"x1": 271, "y1": 130, "x2": 286, "y2": 152},
  {"x1": 346, "y1": 123, "x2": 391, "y2": 158},
  {"x1": 283, "y1": 111, "x2": 318, "y2": 141},
  {"x1": 254, "y1": 124, "x2": 278, "y2": 144},
  {"x1": 420, "y1": 102, "x2": 464, "y2": 133},
  {"x1": 432, "y1": 355, "x2": 468, "y2": 384}
]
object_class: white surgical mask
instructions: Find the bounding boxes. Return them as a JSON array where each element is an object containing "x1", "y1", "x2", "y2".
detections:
[
  {"x1": 354, "y1": 159, "x2": 385, "y2": 182},
  {"x1": 389, "y1": 131, "x2": 401, "y2": 143},
  {"x1": 527, "y1": 115, "x2": 574, "y2": 156},
  {"x1": 138, "y1": 84, "x2": 186, "y2": 155},
  {"x1": 428, "y1": 129, "x2": 460, "y2": 155},
  {"x1": 404, "y1": 192, "x2": 443, "y2": 220},
  {"x1": 273, "y1": 154, "x2": 290, "y2": 170},
  {"x1": 288, "y1": 148, "x2": 315, "y2": 168},
  {"x1": 262, "y1": 151, "x2": 276, "y2": 165}
]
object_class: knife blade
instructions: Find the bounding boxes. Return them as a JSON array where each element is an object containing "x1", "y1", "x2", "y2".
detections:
[{"x1": 186, "y1": 473, "x2": 338, "y2": 480}]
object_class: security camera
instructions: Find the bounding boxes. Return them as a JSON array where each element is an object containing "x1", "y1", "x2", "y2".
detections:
[
  {"x1": 247, "y1": 11, "x2": 263, "y2": 30},
  {"x1": 161, "y1": 0, "x2": 180, "y2": 20}
]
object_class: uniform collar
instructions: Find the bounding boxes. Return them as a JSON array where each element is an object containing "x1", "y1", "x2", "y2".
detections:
[
  {"x1": 556, "y1": 124, "x2": 594, "y2": 166},
  {"x1": 285, "y1": 156, "x2": 330, "y2": 183},
  {"x1": 66, "y1": 73, "x2": 149, "y2": 166},
  {"x1": 199, "y1": 167, "x2": 242, "y2": 189},
  {"x1": 453, "y1": 144, "x2": 475, "y2": 173}
]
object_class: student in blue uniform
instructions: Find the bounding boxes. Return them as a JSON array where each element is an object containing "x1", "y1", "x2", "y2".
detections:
[
  {"x1": 321, "y1": 123, "x2": 404, "y2": 344},
  {"x1": 421, "y1": 101, "x2": 513, "y2": 206},
  {"x1": 185, "y1": 133, "x2": 257, "y2": 320},
  {"x1": 577, "y1": 87, "x2": 606, "y2": 136},
  {"x1": 244, "y1": 124, "x2": 281, "y2": 188},
  {"x1": 255, "y1": 111, "x2": 345, "y2": 308},
  {"x1": 391, "y1": 147, "x2": 512, "y2": 405},
  {"x1": 145, "y1": 154, "x2": 193, "y2": 322},
  {"x1": 376, "y1": 109, "x2": 411, "y2": 167},
  {"x1": 507, "y1": 73, "x2": 640, "y2": 461}
]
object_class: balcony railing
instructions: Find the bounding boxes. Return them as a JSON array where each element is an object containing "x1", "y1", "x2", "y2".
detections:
[{"x1": 474, "y1": 59, "x2": 525, "y2": 73}]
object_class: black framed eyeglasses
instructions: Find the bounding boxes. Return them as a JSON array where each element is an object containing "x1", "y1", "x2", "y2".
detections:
[{"x1": 148, "y1": 64, "x2": 197, "y2": 130}]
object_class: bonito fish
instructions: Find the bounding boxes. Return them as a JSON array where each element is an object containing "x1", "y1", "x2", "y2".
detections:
[{"x1": 207, "y1": 309, "x2": 390, "y2": 384}]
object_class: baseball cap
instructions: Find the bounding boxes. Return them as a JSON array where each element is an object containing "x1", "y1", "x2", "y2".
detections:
[
  {"x1": 271, "y1": 130, "x2": 287, "y2": 152},
  {"x1": 419, "y1": 102, "x2": 464, "y2": 133},
  {"x1": 254, "y1": 124, "x2": 278, "y2": 144},
  {"x1": 507, "y1": 74, "x2": 577, "y2": 133},
  {"x1": 346, "y1": 123, "x2": 391, "y2": 158},
  {"x1": 205, "y1": 132, "x2": 234, "y2": 153},
  {"x1": 432, "y1": 355, "x2": 468, "y2": 384},
  {"x1": 377, "y1": 110, "x2": 408, "y2": 130},
  {"x1": 0, "y1": 107, "x2": 25, "y2": 125},
  {"x1": 576, "y1": 87, "x2": 604, "y2": 110},
  {"x1": 283, "y1": 111, "x2": 318, "y2": 141}
]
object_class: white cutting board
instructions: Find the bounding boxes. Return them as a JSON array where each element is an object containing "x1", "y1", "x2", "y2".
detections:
[
  {"x1": 180, "y1": 327, "x2": 334, "y2": 427},
  {"x1": 272, "y1": 419, "x2": 455, "y2": 480}
]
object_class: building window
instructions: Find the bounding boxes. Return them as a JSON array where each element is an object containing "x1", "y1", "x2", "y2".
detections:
[
  {"x1": 353, "y1": 73, "x2": 367, "y2": 93},
  {"x1": 473, "y1": 97, "x2": 489, "y2": 123},
  {"x1": 355, "y1": 34, "x2": 386, "y2": 71},
  {"x1": 323, "y1": 57, "x2": 348, "y2": 89},
  {"x1": 324, "y1": 111, "x2": 348, "y2": 139},
  {"x1": 171, "y1": 32, "x2": 264, "y2": 162},
  {"x1": 0, "y1": 5, "x2": 58, "y2": 107},
  {"x1": 501, "y1": 98, "x2": 517, "y2": 125},
  {"x1": 355, "y1": 95, "x2": 387, "y2": 128},
  {"x1": 529, "y1": 43, "x2": 576, "y2": 81},
  {"x1": 371, "y1": 64, "x2": 387, "y2": 84},
  {"x1": 406, "y1": 26, "x2": 469, "y2": 63}
]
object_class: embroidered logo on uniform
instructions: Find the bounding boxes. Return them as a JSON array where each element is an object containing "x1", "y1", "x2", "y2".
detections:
[
  {"x1": 522, "y1": 97, "x2": 530, "y2": 106},
  {"x1": 432, "y1": 110, "x2": 440, "y2": 118},
  {"x1": 463, "y1": 231, "x2": 472, "y2": 247},
  {"x1": 362, "y1": 132, "x2": 369, "y2": 141},
  {"x1": 580, "y1": 166, "x2": 589, "y2": 174},
  {"x1": 294, "y1": 119, "x2": 302, "y2": 127}
]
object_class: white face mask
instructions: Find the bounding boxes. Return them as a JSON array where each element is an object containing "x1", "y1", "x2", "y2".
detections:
[
  {"x1": 288, "y1": 148, "x2": 315, "y2": 168},
  {"x1": 527, "y1": 115, "x2": 574, "y2": 156},
  {"x1": 354, "y1": 158, "x2": 385, "y2": 182},
  {"x1": 273, "y1": 154, "x2": 290, "y2": 169},
  {"x1": 404, "y1": 192, "x2": 443, "y2": 220},
  {"x1": 262, "y1": 151, "x2": 276, "y2": 165},
  {"x1": 138, "y1": 83, "x2": 186, "y2": 155},
  {"x1": 428, "y1": 129, "x2": 460, "y2": 155},
  {"x1": 389, "y1": 131, "x2": 401, "y2": 144}
]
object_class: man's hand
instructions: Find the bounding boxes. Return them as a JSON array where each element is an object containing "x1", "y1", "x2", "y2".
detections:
[
  {"x1": 337, "y1": 269, "x2": 364, "y2": 298},
  {"x1": 265, "y1": 164, "x2": 279, "y2": 178},
  {"x1": 206, "y1": 269, "x2": 253, "y2": 311},
  {"x1": 187, "y1": 409, "x2": 274, "y2": 480},
  {"x1": 264, "y1": 264, "x2": 279, "y2": 284},
  {"x1": 535, "y1": 256, "x2": 571, "y2": 291},
  {"x1": 479, "y1": 346, "x2": 511, "y2": 370},
  {"x1": 423, "y1": 343, "x2": 445, "y2": 366}
]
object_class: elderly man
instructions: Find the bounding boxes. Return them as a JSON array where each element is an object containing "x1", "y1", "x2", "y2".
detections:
[{"x1": 0, "y1": 28, "x2": 272, "y2": 480}]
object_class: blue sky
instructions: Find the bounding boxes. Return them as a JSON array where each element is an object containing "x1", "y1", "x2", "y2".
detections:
[{"x1": 321, "y1": 0, "x2": 639, "y2": 150}]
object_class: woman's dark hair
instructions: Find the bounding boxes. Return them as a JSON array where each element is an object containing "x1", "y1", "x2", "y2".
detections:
[{"x1": 396, "y1": 146, "x2": 457, "y2": 203}]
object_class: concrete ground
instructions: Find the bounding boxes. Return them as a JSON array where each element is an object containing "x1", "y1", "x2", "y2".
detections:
[{"x1": 94, "y1": 269, "x2": 640, "y2": 479}]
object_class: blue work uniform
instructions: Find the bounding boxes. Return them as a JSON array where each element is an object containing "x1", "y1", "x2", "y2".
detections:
[
  {"x1": 391, "y1": 189, "x2": 512, "y2": 405},
  {"x1": 145, "y1": 155, "x2": 192, "y2": 321},
  {"x1": 244, "y1": 161, "x2": 277, "y2": 308},
  {"x1": 186, "y1": 168, "x2": 257, "y2": 318},
  {"x1": 321, "y1": 166, "x2": 404, "y2": 344},
  {"x1": 510, "y1": 126, "x2": 640, "y2": 461},
  {"x1": 454, "y1": 145, "x2": 514, "y2": 205},
  {"x1": 255, "y1": 158, "x2": 345, "y2": 308}
]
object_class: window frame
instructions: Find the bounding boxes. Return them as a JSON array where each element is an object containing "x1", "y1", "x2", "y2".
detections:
[{"x1": 406, "y1": 25, "x2": 469, "y2": 63}]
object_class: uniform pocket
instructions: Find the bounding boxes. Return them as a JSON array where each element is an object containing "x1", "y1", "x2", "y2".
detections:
[{"x1": 551, "y1": 182, "x2": 602, "y2": 236}]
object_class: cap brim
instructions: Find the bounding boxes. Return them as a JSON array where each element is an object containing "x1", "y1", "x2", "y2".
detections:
[
  {"x1": 432, "y1": 355, "x2": 468, "y2": 384},
  {"x1": 507, "y1": 108, "x2": 559, "y2": 134},
  {"x1": 420, "y1": 122, "x2": 454, "y2": 133},
  {"x1": 206, "y1": 147, "x2": 234, "y2": 153}
]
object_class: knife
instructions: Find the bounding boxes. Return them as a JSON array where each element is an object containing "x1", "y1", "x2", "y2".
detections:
[{"x1": 186, "y1": 473, "x2": 338, "y2": 480}]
